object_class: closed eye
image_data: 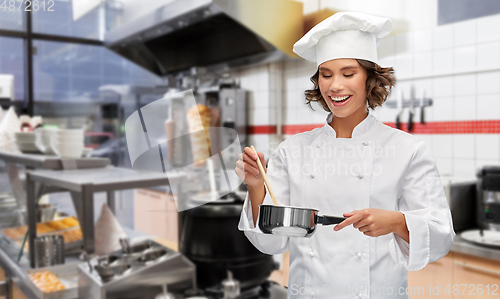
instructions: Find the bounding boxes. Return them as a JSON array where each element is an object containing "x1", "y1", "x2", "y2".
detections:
[
  {"x1": 321, "y1": 74, "x2": 332, "y2": 78},
  {"x1": 344, "y1": 74, "x2": 354, "y2": 78}
]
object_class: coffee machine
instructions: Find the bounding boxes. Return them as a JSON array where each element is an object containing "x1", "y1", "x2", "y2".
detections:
[{"x1": 476, "y1": 166, "x2": 500, "y2": 231}]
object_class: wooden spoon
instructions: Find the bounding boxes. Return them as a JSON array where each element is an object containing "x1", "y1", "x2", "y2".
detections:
[{"x1": 250, "y1": 145, "x2": 279, "y2": 206}]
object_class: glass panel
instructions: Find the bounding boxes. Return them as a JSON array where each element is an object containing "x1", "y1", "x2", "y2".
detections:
[
  {"x1": 0, "y1": 36, "x2": 24, "y2": 101},
  {"x1": 33, "y1": 40, "x2": 164, "y2": 102},
  {"x1": 32, "y1": 0, "x2": 102, "y2": 40},
  {"x1": 33, "y1": 40, "x2": 165, "y2": 168},
  {"x1": 0, "y1": 2, "x2": 24, "y2": 31}
]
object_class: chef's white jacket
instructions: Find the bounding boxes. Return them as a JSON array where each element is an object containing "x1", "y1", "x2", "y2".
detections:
[{"x1": 238, "y1": 112, "x2": 455, "y2": 299}]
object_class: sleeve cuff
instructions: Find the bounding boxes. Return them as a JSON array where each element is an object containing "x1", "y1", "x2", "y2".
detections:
[
  {"x1": 238, "y1": 192, "x2": 258, "y2": 231},
  {"x1": 389, "y1": 211, "x2": 430, "y2": 271}
]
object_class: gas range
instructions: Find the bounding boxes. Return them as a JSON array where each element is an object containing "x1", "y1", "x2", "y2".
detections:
[{"x1": 181, "y1": 281, "x2": 288, "y2": 299}]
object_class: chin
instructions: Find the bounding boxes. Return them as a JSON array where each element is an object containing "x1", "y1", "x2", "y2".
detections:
[{"x1": 329, "y1": 108, "x2": 355, "y2": 118}]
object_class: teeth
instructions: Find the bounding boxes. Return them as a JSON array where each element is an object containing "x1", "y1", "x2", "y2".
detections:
[{"x1": 330, "y1": 95, "x2": 350, "y2": 102}]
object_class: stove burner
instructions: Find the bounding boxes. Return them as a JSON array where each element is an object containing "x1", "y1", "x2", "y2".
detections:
[{"x1": 184, "y1": 281, "x2": 286, "y2": 299}]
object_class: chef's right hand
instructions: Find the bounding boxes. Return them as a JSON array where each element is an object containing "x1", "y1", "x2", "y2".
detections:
[{"x1": 235, "y1": 147, "x2": 267, "y2": 189}]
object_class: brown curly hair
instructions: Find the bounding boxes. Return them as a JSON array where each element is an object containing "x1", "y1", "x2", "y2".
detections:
[{"x1": 304, "y1": 59, "x2": 396, "y2": 111}]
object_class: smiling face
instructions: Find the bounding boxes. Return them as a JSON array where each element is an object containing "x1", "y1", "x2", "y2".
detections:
[{"x1": 318, "y1": 58, "x2": 368, "y2": 119}]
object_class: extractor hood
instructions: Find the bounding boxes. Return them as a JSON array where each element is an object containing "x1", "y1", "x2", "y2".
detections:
[{"x1": 104, "y1": 0, "x2": 303, "y2": 76}]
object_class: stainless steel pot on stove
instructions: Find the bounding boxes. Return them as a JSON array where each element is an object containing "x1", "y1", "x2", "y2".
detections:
[{"x1": 258, "y1": 205, "x2": 346, "y2": 237}]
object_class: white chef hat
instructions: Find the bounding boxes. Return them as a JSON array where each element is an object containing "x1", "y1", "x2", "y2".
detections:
[{"x1": 293, "y1": 11, "x2": 392, "y2": 66}]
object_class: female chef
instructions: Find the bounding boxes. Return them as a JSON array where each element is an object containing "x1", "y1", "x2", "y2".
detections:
[{"x1": 235, "y1": 12, "x2": 455, "y2": 299}]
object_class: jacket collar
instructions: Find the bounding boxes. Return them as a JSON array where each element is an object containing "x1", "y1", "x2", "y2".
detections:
[{"x1": 323, "y1": 111, "x2": 376, "y2": 138}]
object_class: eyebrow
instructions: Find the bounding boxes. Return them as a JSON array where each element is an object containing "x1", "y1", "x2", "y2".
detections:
[{"x1": 319, "y1": 65, "x2": 359, "y2": 71}]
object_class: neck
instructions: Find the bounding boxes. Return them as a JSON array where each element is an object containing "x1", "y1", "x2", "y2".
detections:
[{"x1": 330, "y1": 106, "x2": 369, "y2": 138}]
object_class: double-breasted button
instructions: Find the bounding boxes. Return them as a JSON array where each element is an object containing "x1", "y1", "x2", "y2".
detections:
[
  {"x1": 362, "y1": 141, "x2": 369, "y2": 146},
  {"x1": 316, "y1": 143, "x2": 322, "y2": 148},
  {"x1": 356, "y1": 252, "x2": 362, "y2": 259},
  {"x1": 358, "y1": 292, "x2": 363, "y2": 298},
  {"x1": 310, "y1": 173, "x2": 315, "y2": 178},
  {"x1": 357, "y1": 174, "x2": 364, "y2": 179},
  {"x1": 309, "y1": 251, "x2": 315, "y2": 257}
]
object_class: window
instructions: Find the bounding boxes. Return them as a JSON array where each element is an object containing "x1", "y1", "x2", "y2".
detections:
[
  {"x1": 0, "y1": 36, "x2": 24, "y2": 100},
  {"x1": 33, "y1": 40, "x2": 164, "y2": 102},
  {"x1": 0, "y1": 4, "x2": 24, "y2": 31},
  {"x1": 32, "y1": 0, "x2": 102, "y2": 40}
]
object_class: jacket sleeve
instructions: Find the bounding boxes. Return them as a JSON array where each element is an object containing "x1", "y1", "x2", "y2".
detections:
[
  {"x1": 238, "y1": 143, "x2": 290, "y2": 255},
  {"x1": 388, "y1": 140, "x2": 456, "y2": 271}
]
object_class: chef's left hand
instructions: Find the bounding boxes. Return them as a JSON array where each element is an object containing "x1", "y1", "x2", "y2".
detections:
[{"x1": 334, "y1": 208, "x2": 409, "y2": 243}]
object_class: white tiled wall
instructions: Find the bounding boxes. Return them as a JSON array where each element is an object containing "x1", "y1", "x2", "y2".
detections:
[
  {"x1": 375, "y1": 13, "x2": 500, "y2": 178},
  {"x1": 233, "y1": 13, "x2": 500, "y2": 179}
]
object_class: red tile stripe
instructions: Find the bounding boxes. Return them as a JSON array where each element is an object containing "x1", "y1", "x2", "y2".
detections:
[
  {"x1": 383, "y1": 120, "x2": 500, "y2": 134},
  {"x1": 248, "y1": 125, "x2": 277, "y2": 134},
  {"x1": 248, "y1": 120, "x2": 500, "y2": 135}
]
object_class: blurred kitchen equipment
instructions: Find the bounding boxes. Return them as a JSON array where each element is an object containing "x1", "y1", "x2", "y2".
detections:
[
  {"x1": 155, "y1": 284, "x2": 176, "y2": 299},
  {"x1": 408, "y1": 86, "x2": 415, "y2": 132},
  {"x1": 395, "y1": 91, "x2": 403, "y2": 130},
  {"x1": 221, "y1": 270, "x2": 240, "y2": 299},
  {"x1": 447, "y1": 181, "x2": 476, "y2": 232},
  {"x1": 180, "y1": 193, "x2": 275, "y2": 290},
  {"x1": 78, "y1": 240, "x2": 196, "y2": 299},
  {"x1": 0, "y1": 74, "x2": 14, "y2": 101},
  {"x1": 103, "y1": 0, "x2": 303, "y2": 75},
  {"x1": 384, "y1": 90, "x2": 432, "y2": 127},
  {"x1": 19, "y1": 115, "x2": 32, "y2": 132},
  {"x1": 81, "y1": 251, "x2": 93, "y2": 273},
  {"x1": 119, "y1": 237, "x2": 131, "y2": 254},
  {"x1": 34, "y1": 235, "x2": 64, "y2": 268},
  {"x1": 420, "y1": 90, "x2": 426, "y2": 124},
  {"x1": 51, "y1": 128, "x2": 85, "y2": 158},
  {"x1": 476, "y1": 166, "x2": 500, "y2": 231},
  {"x1": 17, "y1": 203, "x2": 58, "y2": 225},
  {"x1": 34, "y1": 127, "x2": 57, "y2": 155},
  {"x1": 36, "y1": 203, "x2": 57, "y2": 222},
  {"x1": 258, "y1": 205, "x2": 346, "y2": 238},
  {"x1": 461, "y1": 229, "x2": 500, "y2": 248},
  {"x1": 14, "y1": 132, "x2": 40, "y2": 153},
  {"x1": 461, "y1": 166, "x2": 500, "y2": 248}
]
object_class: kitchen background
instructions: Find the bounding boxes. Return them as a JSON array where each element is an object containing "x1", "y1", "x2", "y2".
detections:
[
  {"x1": 2, "y1": 0, "x2": 499, "y2": 191},
  {"x1": 1, "y1": 0, "x2": 500, "y2": 297}
]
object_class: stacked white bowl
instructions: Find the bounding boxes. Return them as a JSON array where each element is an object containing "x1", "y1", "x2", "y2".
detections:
[
  {"x1": 51, "y1": 129, "x2": 85, "y2": 158},
  {"x1": 34, "y1": 128, "x2": 57, "y2": 155},
  {"x1": 15, "y1": 132, "x2": 40, "y2": 153}
]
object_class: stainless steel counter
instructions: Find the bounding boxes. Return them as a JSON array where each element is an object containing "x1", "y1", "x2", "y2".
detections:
[
  {"x1": 26, "y1": 167, "x2": 185, "y2": 267},
  {"x1": 0, "y1": 151, "x2": 110, "y2": 170},
  {"x1": 451, "y1": 233, "x2": 500, "y2": 261}
]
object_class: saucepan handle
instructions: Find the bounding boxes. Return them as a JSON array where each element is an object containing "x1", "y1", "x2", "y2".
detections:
[{"x1": 318, "y1": 215, "x2": 346, "y2": 226}]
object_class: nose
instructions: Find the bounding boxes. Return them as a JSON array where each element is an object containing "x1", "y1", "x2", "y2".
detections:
[{"x1": 329, "y1": 76, "x2": 343, "y2": 92}]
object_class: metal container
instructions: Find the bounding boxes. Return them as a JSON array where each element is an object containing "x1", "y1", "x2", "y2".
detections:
[
  {"x1": 26, "y1": 263, "x2": 79, "y2": 299},
  {"x1": 258, "y1": 205, "x2": 346, "y2": 238},
  {"x1": 37, "y1": 203, "x2": 57, "y2": 222},
  {"x1": 16, "y1": 203, "x2": 57, "y2": 226},
  {"x1": 34, "y1": 235, "x2": 64, "y2": 268}
]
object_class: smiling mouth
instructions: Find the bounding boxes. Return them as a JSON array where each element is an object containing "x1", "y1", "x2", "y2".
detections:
[{"x1": 329, "y1": 95, "x2": 351, "y2": 103}]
